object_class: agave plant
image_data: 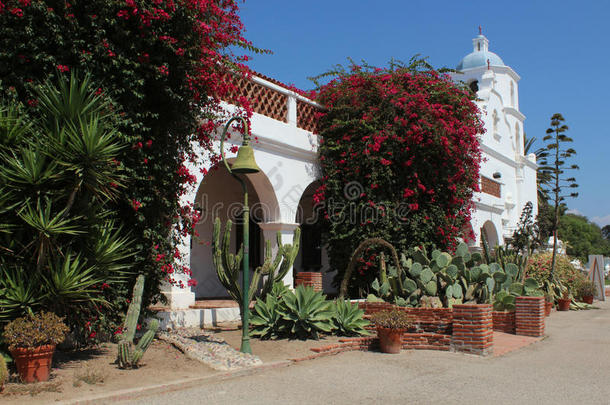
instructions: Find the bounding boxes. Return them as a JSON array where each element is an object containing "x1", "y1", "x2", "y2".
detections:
[
  {"x1": 278, "y1": 285, "x2": 334, "y2": 340},
  {"x1": 332, "y1": 300, "x2": 370, "y2": 336},
  {"x1": 250, "y1": 294, "x2": 285, "y2": 340}
]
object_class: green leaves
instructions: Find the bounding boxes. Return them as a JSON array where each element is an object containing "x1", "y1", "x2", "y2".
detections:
[
  {"x1": 0, "y1": 74, "x2": 134, "y2": 343},
  {"x1": 332, "y1": 300, "x2": 370, "y2": 336},
  {"x1": 280, "y1": 285, "x2": 334, "y2": 340},
  {"x1": 250, "y1": 294, "x2": 285, "y2": 340},
  {"x1": 250, "y1": 283, "x2": 369, "y2": 340}
]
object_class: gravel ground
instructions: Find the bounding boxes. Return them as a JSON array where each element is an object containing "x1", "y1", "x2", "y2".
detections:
[
  {"x1": 123, "y1": 300, "x2": 610, "y2": 405},
  {"x1": 158, "y1": 328, "x2": 262, "y2": 371}
]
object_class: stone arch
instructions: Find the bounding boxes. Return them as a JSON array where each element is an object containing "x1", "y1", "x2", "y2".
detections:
[
  {"x1": 190, "y1": 160, "x2": 280, "y2": 298},
  {"x1": 481, "y1": 220, "x2": 499, "y2": 250}
]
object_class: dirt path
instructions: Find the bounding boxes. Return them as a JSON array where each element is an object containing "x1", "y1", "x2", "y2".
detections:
[{"x1": 0, "y1": 340, "x2": 216, "y2": 404}]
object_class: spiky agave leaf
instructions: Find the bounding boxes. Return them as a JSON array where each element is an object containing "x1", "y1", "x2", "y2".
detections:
[
  {"x1": 332, "y1": 299, "x2": 370, "y2": 336},
  {"x1": 250, "y1": 294, "x2": 285, "y2": 340},
  {"x1": 278, "y1": 285, "x2": 333, "y2": 340}
]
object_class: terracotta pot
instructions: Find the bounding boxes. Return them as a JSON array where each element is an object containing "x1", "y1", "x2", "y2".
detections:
[
  {"x1": 556, "y1": 298, "x2": 571, "y2": 312},
  {"x1": 376, "y1": 327, "x2": 404, "y2": 354},
  {"x1": 582, "y1": 295, "x2": 594, "y2": 305},
  {"x1": 544, "y1": 301, "x2": 553, "y2": 317},
  {"x1": 10, "y1": 344, "x2": 55, "y2": 383}
]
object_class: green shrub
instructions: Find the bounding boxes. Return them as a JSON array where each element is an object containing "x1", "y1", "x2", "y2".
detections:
[
  {"x1": 0, "y1": 0, "x2": 253, "y2": 314},
  {"x1": 250, "y1": 283, "x2": 370, "y2": 340},
  {"x1": 527, "y1": 252, "x2": 587, "y2": 295},
  {"x1": 332, "y1": 300, "x2": 370, "y2": 336},
  {"x1": 250, "y1": 294, "x2": 284, "y2": 340},
  {"x1": 277, "y1": 285, "x2": 334, "y2": 340},
  {"x1": 576, "y1": 279, "x2": 596, "y2": 299},
  {"x1": 0, "y1": 74, "x2": 135, "y2": 344},
  {"x1": 3, "y1": 312, "x2": 69, "y2": 350}
]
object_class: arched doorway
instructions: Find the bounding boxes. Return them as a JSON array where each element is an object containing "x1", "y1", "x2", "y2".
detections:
[
  {"x1": 293, "y1": 181, "x2": 336, "y2": 293},
  {"x1": 190, "y1": 161, "x2": 279, "y2": 298}
]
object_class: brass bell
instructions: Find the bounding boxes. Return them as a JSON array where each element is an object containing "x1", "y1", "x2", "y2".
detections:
[{"x1": 230, "y1": 142, "x2": 261, "y2": 174}]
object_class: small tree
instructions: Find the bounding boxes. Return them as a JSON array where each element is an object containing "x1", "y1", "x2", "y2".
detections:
[
  {"x1": 510, "y1": 201, "x2": 540, "y2": 255},
  {"x1": 538, "y1": 113, "x2": 579, "y2": 278}
]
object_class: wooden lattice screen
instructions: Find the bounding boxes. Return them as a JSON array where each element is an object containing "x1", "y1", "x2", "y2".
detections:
[
  {"x1": 481, "y1": 176, "x2": 501, "y2": 198},
  {"x1": 297, "y1": 99, "x2": 319, "y2": 133},
  {"x1": 222, "y1": 74, "x2": 288, "y2": 123}
]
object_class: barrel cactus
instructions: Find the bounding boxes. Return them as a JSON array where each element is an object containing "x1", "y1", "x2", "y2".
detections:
[{"x1": 116, "y1": 275, "x2": 159, "y2": 369}]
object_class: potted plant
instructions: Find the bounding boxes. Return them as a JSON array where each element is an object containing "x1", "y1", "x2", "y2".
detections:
[
  {"x1": 2, "y1": 312, "x2": 69, "y2": 383},
  {"x1": 556, "y1": 290, "x2": 571, "y2": 312},
  {"x1": 370, "y1": 309, "x2": 412, "y2": 354},
  {"x1": 578, "y1": 280, "x2": 596, "y2": 304}
]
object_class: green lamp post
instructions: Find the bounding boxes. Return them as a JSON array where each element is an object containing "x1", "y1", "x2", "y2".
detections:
[{"x1": 219, "y1": 116, "x2": 261, "y2": 354}]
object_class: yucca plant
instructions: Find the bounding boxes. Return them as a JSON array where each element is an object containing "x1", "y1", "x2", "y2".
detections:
[
  {"x1": 0, "y1": 73, "x2": 135, "y2": 343},
  {"x1": 277, "y1": 285, "x2": 334, "y2": 340},
  {"x1": 332, "y1": 300, "x2": 370, "y2": 336}
]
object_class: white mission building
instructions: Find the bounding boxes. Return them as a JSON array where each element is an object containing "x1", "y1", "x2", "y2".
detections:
[{"x1": 158, "y1": 33, "x2": 538, "y2": 327}]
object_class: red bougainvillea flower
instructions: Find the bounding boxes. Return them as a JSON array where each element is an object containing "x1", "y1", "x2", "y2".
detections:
[{"x1": 314, "y1": 59, "x2": 483, "y2": 291}]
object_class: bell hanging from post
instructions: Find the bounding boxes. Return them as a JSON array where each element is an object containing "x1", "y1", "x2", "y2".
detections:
[{"x1": 230, "y1": 141, "x2": 261, "y2": 174}]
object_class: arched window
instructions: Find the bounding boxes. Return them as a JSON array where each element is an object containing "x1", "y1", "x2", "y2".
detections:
[
  {"x1": 510, "y1": 82, "x2": 515, "y2": 107},
  {"x1": 469, "y1": 80, "x2": 479, "y2": 94},
  {"x1": 492, "y1": 110, "x2": 498, "y2": 135}
]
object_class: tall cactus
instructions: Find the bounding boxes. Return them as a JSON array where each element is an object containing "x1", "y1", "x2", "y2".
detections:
[
  {"x1": 117, "y1": 275, "x2": 159, "y2": 369},
  {"x1": 212, "y1": 217, "x2": 300, "y2": 319}
]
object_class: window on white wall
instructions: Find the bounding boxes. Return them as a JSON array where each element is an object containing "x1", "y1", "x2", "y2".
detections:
[
  {"x1": 492, "y1": 110, "x2": 498, "y2": 135},
  {"x1": 510, "y1": 82, "x2": 515, "y2": 107}
]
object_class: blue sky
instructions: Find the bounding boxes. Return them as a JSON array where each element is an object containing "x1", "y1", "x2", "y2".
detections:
[{"x1": 236, "y1": 0, "x2": 609, "y2": 226}]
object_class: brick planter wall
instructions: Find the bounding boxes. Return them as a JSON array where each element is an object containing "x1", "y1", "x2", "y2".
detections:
[
  {"x1": 515, "y1": 296, "x2": 545, "y2": 337},
  {"x1": 359, "y1": 304, "x2": 453, "y2": 334},
  {"x1": 294, "y1": 272, "x2": 322, "y2": 292},
  {"x1": 402, "y1": 333, "x2": 451, "y2": 351},
  {"x1": 492, "y1": 311, "x2": 516, "y2": 334},
  {"x1": 450, "y1": 304, "x2": 493, "y2": 356},
  {"x1": 357, "y1": 303, "x2": 494, "y2": 355}
]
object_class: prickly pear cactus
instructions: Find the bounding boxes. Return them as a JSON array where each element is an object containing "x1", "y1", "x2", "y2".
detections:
[{"x1": 117, "y1": 275, "x2": 159, "y2": 369}]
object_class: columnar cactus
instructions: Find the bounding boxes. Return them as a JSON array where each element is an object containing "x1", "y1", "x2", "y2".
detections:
[
  {"x1": 117, "y1": 275, "x2": 159, "y2": 369},
  {"x1": 212, "y1": 217, "x2": 300, "y2": 318},
  {"x1": 0, "y1": 354, "x2": 7, "y2": 390}
]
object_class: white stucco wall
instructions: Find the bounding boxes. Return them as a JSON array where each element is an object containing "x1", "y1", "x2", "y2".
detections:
[{"x1": 164, "y1": 35, "x2": 539, "y2": 308}]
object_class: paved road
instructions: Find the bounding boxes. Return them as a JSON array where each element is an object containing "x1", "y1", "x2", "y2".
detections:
[{"x1": 123, "y1": 301, "x2": 610, "y2": 405}]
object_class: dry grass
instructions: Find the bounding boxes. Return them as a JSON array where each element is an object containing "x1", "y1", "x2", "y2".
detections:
[
  {"x1": 72, "y1": 365, "x2": 107, "y2": 387},
  {"x1": 3, "y1": 380, "x2": 63, "y2": 396}
]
